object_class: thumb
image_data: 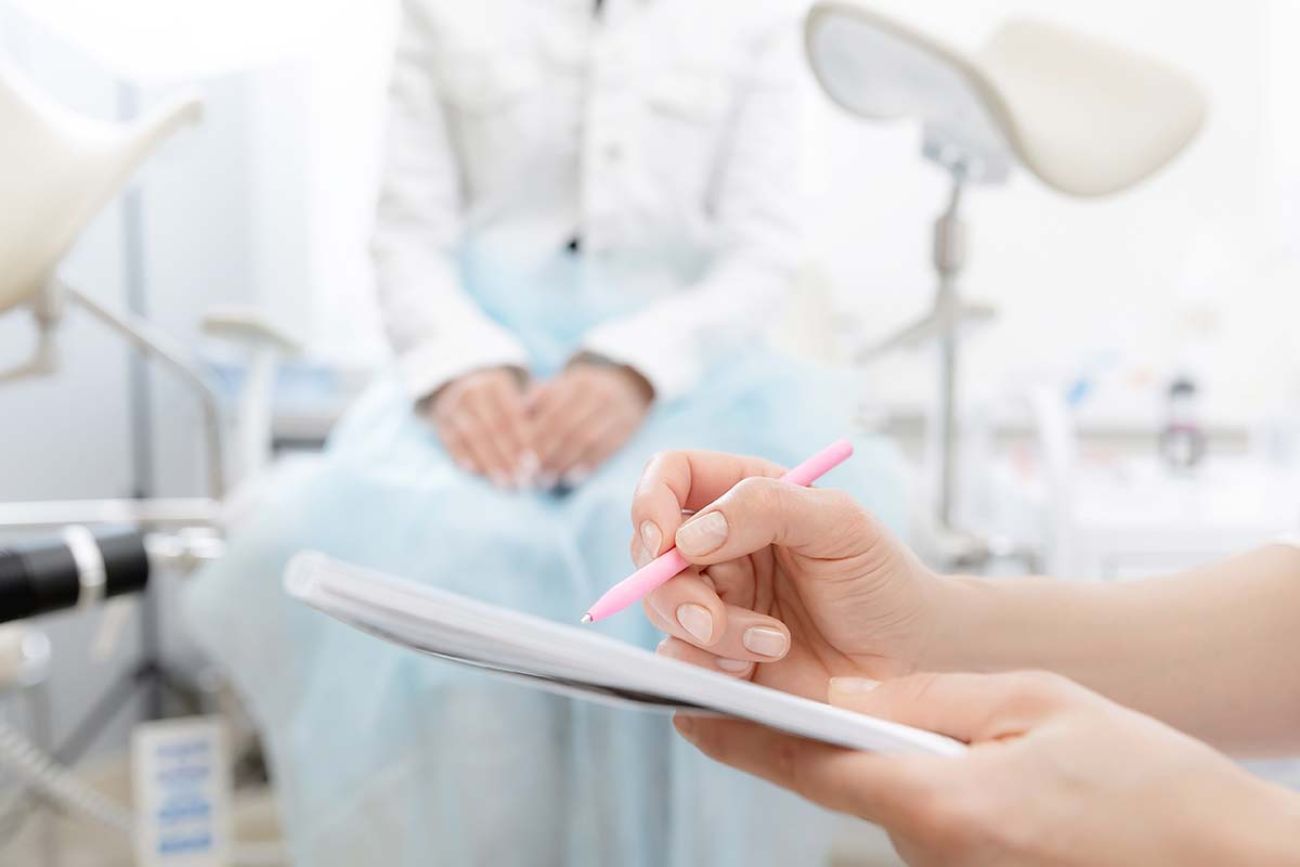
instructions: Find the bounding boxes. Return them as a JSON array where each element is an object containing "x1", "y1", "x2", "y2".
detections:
[
  {"x1": 828, "y1": 671, "x2": 1091, "y2": 744},
  {"x1": 673, "y1": 477, "x2": 884, "y2": 566}
]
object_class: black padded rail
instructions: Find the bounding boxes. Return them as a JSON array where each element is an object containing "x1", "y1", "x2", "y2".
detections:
[{"x1": 0, "y1": 528, "x2": 149, "y2": 624}]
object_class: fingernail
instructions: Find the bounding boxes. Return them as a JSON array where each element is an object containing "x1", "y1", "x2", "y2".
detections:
[
  {"x1": 563, "y1": 465, "x2": 591, "y2": 487},
  {"x1": 742, "y1": 627, "x2": 789, "y2": 658},
  {"x1": 537, "y1": 471, "x2": 558, "y2": 490},
  {"x1": 715, "y1": 658, "x2": 751, "y2": 673},
  {"x1": 676, "y1": 511, "x2": 728, "y2": 556},
  {"x1": 633, "y1": 541, "x2": 652, "y2": 568},
  {"x1": 676, "y1": 603, "x2": 713, "y2": 644},
  {"x1": 516, "y1": 451, "x2": 540, "y2": 487},
  {"x1": 829, "y1": 677, "x2": 881, "y2": 695},
  {"x1": 640, "y1": 520, "x2": 662, "y2": 557},
  {"x1": 489, "y1": 470, "x2": 512, "y2": 489}
]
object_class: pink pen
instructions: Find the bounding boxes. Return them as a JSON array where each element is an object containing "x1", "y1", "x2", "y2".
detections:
[{"x1": 581, "y1": 438, "x2": 855, "y2": 624}]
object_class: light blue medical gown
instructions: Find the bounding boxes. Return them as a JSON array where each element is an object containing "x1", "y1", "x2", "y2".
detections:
[{"x1": 184, "y1": 250, "x2": 909, "y2": 867}]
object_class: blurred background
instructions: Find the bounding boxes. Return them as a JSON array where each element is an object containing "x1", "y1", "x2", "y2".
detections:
[{"x1": 1, "y1": 0, "x2": 1298, "y2": 864}]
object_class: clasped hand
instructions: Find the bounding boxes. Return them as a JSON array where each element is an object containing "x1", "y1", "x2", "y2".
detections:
[{"x1": 428, "y1": 362, "x2": 653, "y2": 489}]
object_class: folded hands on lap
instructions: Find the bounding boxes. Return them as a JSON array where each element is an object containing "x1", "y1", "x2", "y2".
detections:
[{"x1": 426, "y1": 361, "x2": 653, "y2": 490}]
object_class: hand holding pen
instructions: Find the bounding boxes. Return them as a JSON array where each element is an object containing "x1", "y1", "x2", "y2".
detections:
[{"x1": 582, "y1": 439, "x2": 855, "y2": 624}]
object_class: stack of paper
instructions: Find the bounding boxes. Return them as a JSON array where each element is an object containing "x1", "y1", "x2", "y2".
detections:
[{"x1": 284, "y1": 552, "x2": 965, "y2": 757}]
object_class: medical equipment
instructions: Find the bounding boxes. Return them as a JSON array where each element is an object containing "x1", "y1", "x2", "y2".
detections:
[
  {"x1": 132, "y1": 716, "x2": 234, "y2": 866},
  {"x1": 804, "y1": 2, "x2": 1206, "y2": 566},
  {"x1": 0, "y1": 526, "x2": 280, "y2": 863},
  {"x1": 0, "y1": 529, "x2": 150, "y2": 625},
  {"x1": 0, "y1": 527, "x2": 268, "y2": 859},
  {"x1": 0, "y1": 64, "x2": 294, "y2": 863},
  {"x1": 0, "y1": 68, "x2": 301, "y2": 508},
  {"x1": 1160, "y1": 376, "x2": 1207, "y2": 471}
]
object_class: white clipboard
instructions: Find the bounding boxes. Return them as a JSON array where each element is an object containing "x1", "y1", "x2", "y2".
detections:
[{"x1": 284, "y1": 551, "x2": 966, "y2": 757}]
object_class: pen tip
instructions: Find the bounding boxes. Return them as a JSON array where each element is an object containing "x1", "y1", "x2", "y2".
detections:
[{"x1": 580, "y1": 613, "x2": 593, "y2": 624}]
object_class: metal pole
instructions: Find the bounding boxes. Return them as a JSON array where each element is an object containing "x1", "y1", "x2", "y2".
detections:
[
  {"x1": 932, "y1": 166, "x2": 967, "y2": 528},
  {"x1": 116, "y1": 81, "x2": 163, "y2": 722}
]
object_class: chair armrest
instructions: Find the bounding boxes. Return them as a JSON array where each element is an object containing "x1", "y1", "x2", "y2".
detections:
[{"x1": 201, "y1": 307, "x2": 301, "y2": 355}]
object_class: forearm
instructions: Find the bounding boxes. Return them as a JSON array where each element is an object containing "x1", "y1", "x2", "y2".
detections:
[
  {"x1": 1198, "y1": 772, "x2": 1300, "y2": 865},
  {"x1": 925, "y1": 545, "x2": 1300, "y2": 753}
]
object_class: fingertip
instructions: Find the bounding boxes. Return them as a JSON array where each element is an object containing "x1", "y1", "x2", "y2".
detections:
[
  {"x1": 643, "y1": 588, "x2": 670, "y2": 621},
  {"x1": 563, "y1": 464, "x2": 592, "y2": 488},
  {"x1": 714, "y1": 657, "x2": 755, "y2": 675},
  {"x1": 644, "y1": 571, "x2": 728, "y2": 649},
  {"x1": 631, "y1": 539, "x2": 651, "y2": 569},
  {"x1": 672, "y1": 713, "x2": 729, "y2": 751},
  {"x1": 676, "y1": 603, "x2": 717, "y2": 646},
  {"x1": 632, "y1": 454, "x2": 689, "y2": 525},
  {"x1": 675, "y1": 510, "x2": 729, "y2": 559},
  {"x1": 656, "y1": 635, "x2": 754, "y2": 678},
  {"x1": 632, "y1": 493, "x2": 684, "y2": 549},
  {"x1": 827, "y1": 677, "x2": 883, "y2": 709},
  {"x1": 740, "y1": 624, "x2": 790, "y2": 660},
  {"x1": 639, "y1": 520, "x2": 663, "y2": 557}
]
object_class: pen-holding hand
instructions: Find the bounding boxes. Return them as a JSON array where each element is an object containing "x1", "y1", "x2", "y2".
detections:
[
  {"x1": 630, "y1": 449, "x2": 942, "y2": 693},
  {"x1": 427, "y1": 366, "x2": 536, "y2": 489},
  {"x1": 674, "y1": 670, "x2": 1299, "y2": 867}
]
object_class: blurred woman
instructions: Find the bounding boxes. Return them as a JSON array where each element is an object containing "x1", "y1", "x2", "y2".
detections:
[{"x1": 186, "y1": 1, "x2": 905, "y2": 864}]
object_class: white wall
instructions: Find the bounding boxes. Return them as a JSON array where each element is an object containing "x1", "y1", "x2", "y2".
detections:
[{"x1": 296, "y1": 4, "x2": 395, "y2": 366}]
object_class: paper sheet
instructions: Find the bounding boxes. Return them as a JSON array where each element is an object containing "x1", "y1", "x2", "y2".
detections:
[{"x1": 284, "y1": 552, "x2": 966, "y2": 757}]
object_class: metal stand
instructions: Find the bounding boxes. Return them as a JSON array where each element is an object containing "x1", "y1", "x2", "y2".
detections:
[
  {"x1": 858, "y1": 162, "x2": 1039, "y2": 571},
  {"x1": 118, "y1": 80, "x2": 164, "y2": 723},
  {"x1": 932, "y1": 167, "x2": 967, "y2": 529}
]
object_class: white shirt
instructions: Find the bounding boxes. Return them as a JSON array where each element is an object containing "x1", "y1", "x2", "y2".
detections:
[{"x1": 371, "y1": 0, "x2": 807, "y2": 402}]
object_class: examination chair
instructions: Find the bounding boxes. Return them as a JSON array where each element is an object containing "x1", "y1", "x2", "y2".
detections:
[{"x1": 805, "y1": 2, "x2": 1206, "y2": 569}]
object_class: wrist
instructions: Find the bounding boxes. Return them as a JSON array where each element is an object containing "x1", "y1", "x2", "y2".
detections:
[
  {"x1": 914, "y1": 573, "x2": 1018, "y2": 673},
  {"x1": 569, "y1": 352, "x2": 654, "y2": 405},
  {"x1": 421, "y1": 364, "x2": 526, "y2": 412}
]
